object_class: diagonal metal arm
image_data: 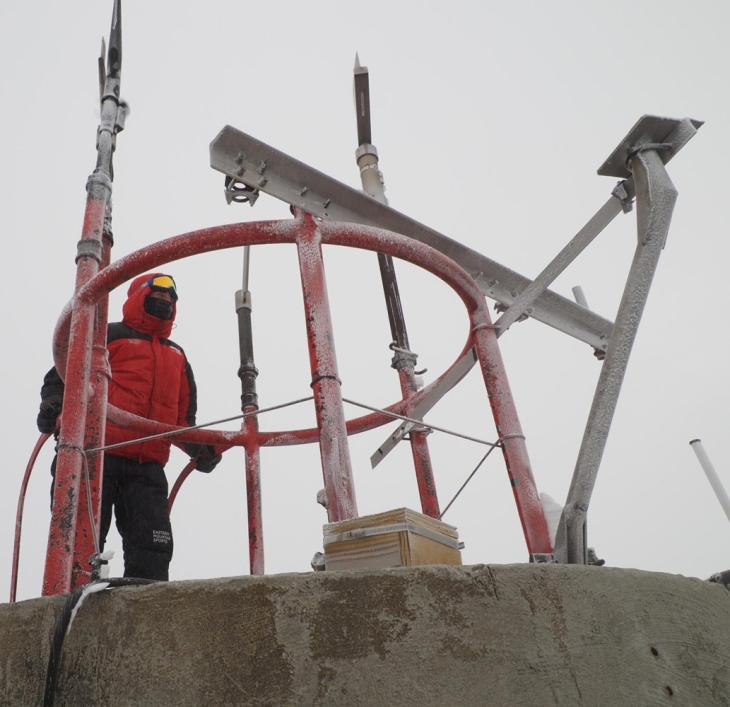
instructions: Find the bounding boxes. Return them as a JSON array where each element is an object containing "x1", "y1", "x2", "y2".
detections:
[
  {"x1": 493, "y1": 182, "x2": 634, "y2": 341},
  {"x1": 370, "y1": 347, "x2": 478, "y2": 468}
]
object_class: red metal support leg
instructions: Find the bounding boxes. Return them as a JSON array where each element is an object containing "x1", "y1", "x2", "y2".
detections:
[
  {"x1": 296, "y1": 213, "x2": 358, "y2": 522},
  {"x1": 72, "y1": 234, "x2": 112, "y2": 582},
  {"x1": 471, "y1": 311, "x2": 552, "y2": 556},
  {"x1": 243, "y1": 412, "x2": 264, "y2": 574},
  {"x1": 43, "y1": 198, "x2": 107, "y2": 596},
  {"x1": 398, "y1": 368, "x2": 440, "y2": 517}
]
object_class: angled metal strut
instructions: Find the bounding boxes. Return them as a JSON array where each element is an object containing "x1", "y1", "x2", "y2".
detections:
[{"x1": 554, "y1": 116, "x2": 701, "y2": 564}]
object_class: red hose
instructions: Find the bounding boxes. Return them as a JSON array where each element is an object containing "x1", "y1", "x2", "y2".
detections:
[
  {"x1": 11, "y1": 433, "x2": 51, "y2": 603},
  {"x1": 168, "y1": 459, "x2": 197, "y2": 514}
]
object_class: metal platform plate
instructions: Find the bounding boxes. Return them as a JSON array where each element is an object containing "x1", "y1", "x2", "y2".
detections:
[
  {"x1": 210, "y1": 126, "x2": 615, "y2": 351},
  {"x1": 597, "y1": 114, "x2": 703, "y2": 179}
]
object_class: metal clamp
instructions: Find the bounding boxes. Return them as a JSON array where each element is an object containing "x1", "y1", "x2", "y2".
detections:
[
  {"x1": 355, "y1": 143, "x2": 378, "y2": 161},
  {"x1": 85, "y1": 171, "x2": 113, "y2": 201},
  {"x1": 310, "y1": 373, "x2": 342, "y2": 387},
  {"x1": 624, "y1": 142, "x2": 672, "y2": 172},
  {"x1": 499, "y1": 433, "x2": 526, "y2": 444},
  {"x1": 611, "y1": 180, "x2": 634, "y2": 214},
  {"x1": 75, "y1": 239, "x2": 103, "y2": 265},
  {"x1": 235, "y1": 289, "x2": 253, "y2": 312},
  {"x1": 224, "y1": 176, "x2": 259, "y2": 206},
  {"x1": 389, "y1": 342, "x2": 420, "y2": 371},
  {"x1": 89, "y1": 550, "x2": 114, "y2": 580},
  {"x1": 237, "y1": 362, "x2": 259, "y2": 378}
]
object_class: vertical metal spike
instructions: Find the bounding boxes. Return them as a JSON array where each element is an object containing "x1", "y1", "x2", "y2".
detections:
[
  {"x1": 98, "y1": 38, "x2": 107, "y2": 104},
  {"x1": 353, "y1": 55, "x2": 371, "y2": 146},
  {"x1": 107, "y1": 0, "x2": 122, "y2": 79}
]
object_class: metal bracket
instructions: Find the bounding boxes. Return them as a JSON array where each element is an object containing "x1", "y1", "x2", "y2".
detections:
[
  {"x1": 597, "y1": 115, "x2": 703, "y2": 179},
  {"x1": 224, "y1": 175, "x2": 259, "y2": 206},
  {"x1": 611, "y1": 181, "x2": 634, "y2": 214},
  {"x1": 389, "y1": 342, "x2": 419, "y2": 371}
]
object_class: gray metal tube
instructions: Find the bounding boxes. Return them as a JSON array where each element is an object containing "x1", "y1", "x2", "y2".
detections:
[
  {"x1": 572, "y1": 286, "x2": 589, "y2": 309},
  {"x1": 690, "y1": 439, "x2": 730, "y2": 524},
  {"x1": 555, "y1": 147, "x2": 679, "y2": 564},
  {"x1": 236, "y1": 247, "x2": 258, "y2": 410}
]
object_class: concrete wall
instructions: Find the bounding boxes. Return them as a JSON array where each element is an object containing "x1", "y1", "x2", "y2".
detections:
[{"x1": 2, "y1": 564, "x2": 730, "y2": 706}]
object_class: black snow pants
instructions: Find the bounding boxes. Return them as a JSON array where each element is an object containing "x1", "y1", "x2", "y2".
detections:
[
  {"x1": 99, "y1": 454, "x2": 174, "y2": 581},
  {"x1": 51, "y1": 453, "x2": 174, "y2": 581}
]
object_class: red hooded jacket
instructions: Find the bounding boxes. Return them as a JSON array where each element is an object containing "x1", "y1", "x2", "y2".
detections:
[{"x1": 103, "y1": 273, "x2": 197, "y2": 465}]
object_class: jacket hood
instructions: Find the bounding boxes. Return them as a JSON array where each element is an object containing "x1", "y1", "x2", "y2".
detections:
[{"x1": 122, "y1": 272, "x2": 177, "y2": 338}]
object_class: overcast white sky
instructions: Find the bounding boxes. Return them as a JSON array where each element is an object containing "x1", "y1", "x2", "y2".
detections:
[{"x1": 2, "y1": 1, "x2": 729, "y2": 602}]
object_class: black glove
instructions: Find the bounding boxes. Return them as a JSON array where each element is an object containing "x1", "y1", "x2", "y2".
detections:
[
  {"x1": 188, "y1": 444, "x2": 222, "y2": 473},
  {"x1": 37, "y1": 400, "x2": 62, "y2": 434}
]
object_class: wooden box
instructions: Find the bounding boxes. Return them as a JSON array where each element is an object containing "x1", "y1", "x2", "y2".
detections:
[{"x1": 323, "y1": 507, "x2": 462, "y2": 571}]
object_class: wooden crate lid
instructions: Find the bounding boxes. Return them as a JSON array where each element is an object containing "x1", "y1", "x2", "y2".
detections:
[{"x1": 324, "y1": 507, "x2": 459, "y2": 547}]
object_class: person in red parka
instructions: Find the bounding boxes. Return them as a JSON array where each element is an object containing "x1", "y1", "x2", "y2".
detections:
[{"x1": 37, "y1": 273, "x2": 220, "y2": 581}]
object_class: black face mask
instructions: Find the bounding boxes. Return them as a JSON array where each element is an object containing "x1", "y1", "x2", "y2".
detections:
[{"x1": 144, "y1": 295, "x2": 174, "y2": 321}]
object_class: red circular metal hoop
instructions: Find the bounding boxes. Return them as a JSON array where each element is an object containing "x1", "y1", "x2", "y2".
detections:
[{"x1": 52, "y1": 216, "x2": 490, "y2": 449}]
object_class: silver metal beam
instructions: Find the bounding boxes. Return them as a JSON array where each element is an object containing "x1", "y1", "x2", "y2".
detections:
[
  {"x1": 210, "y1": 126, "x2": 615, "y2": 351},
  {"x1": 554, "y1": 116, "x2": 700, "y2": 564}
]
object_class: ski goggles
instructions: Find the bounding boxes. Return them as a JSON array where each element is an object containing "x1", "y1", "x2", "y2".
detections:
[{"x1": 143, "y1": 275, "x2": 178, "y2": 301}]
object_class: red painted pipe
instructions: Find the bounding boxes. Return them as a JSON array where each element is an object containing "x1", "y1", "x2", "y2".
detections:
[
  {"x1": 168, "y1": 459, "x2": 198, "y2": 513},
  {"x1": 72, "y1": 235, "x2": 112, "y2": 586},
  {"x1": 243, "y1": 413, "x2": 264, "y2": 574},
  {"x1": 472, "y1": 312, "x2": 553, "y2": 555},
  {"x1": 43, "y1": 198, "x2": 106, "y2": 596},
  {"x1": 398, "y1": 367, "x2": 440, "y2": 518}
]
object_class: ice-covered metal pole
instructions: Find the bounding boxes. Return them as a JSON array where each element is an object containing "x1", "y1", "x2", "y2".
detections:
[
  {"x1": 690, "y1": 440, "x2": 730, "y2": 524},
  {"x1": 296, "y1": 211, "x2": 358, "y2": 522},
  {"x1": 354, "y1": 57, "x2": 439, "y2": 517},
  {"x1": 71, "y1": 216, "x2": 113, "y2": 581},
  {"x1": 43, "y1": 0, "x2": 125, "y2": 596},
  {"x1": 555, "y1": 141, "x2": 681, "y2": 565},
  {"x1": 471, "y1": 312, "x2": 553, "y2": 557}
]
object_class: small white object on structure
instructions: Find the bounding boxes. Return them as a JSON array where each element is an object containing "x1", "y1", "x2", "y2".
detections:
[
  {"x1": 67, "y1": 582, "x2": 110, "y2": 636},
  {"x1": 572, "y1": 286, "x2": 589, "y2": 309},
  {"x1": 540, "y1": 492, "x2": 564, "y2": 547},
  {"x1": 690, "y1": 439, "x2": 730, "y2": 524}
]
